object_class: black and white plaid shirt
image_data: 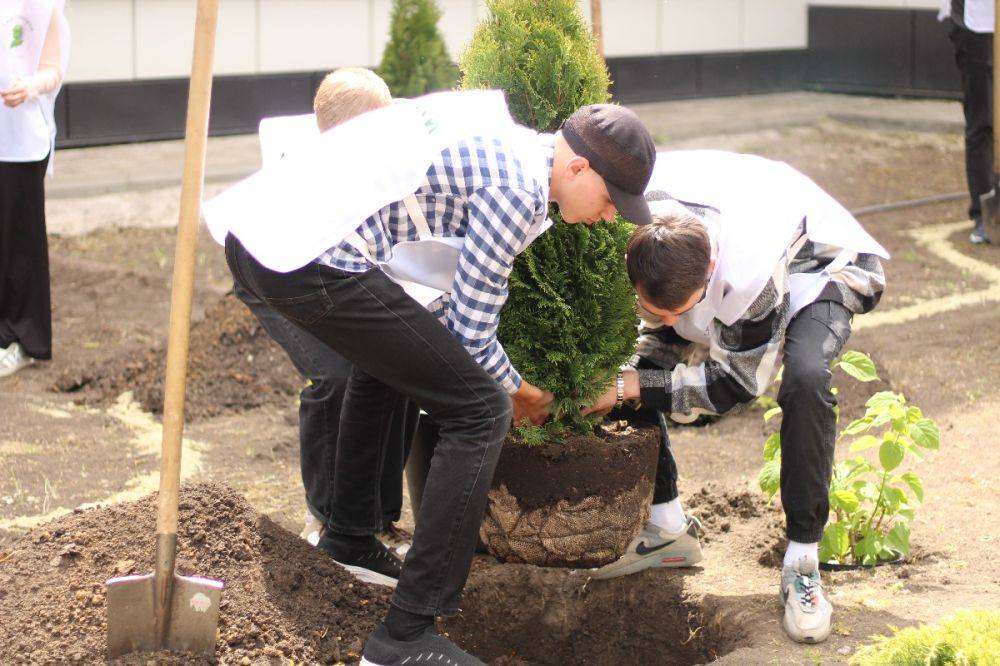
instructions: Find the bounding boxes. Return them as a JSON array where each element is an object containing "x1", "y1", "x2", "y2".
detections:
[
  {"x1": 317, "y1": 132, "x2": 556, "y2": 393},
  {"x1": 635, "y1": 209, "x2": 885, "y2": 419}
]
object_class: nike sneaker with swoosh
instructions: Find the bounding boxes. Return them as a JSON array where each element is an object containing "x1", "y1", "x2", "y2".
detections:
[{"x1": 589, "y1": 516, "x2": 703, "y2": 580}]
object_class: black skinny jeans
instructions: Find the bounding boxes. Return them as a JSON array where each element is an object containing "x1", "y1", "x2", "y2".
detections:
[
  {"x1": 649, "y1": 300, "x2": 852, "y2": 543},
  {"x1": 226, "y1": 234, "x2": 511, "y2": 616},
  {"x1": 233, "y1": 283, "x2": 417, "y2": 529},
  {"x1": 950, "y1": 23, "x2": 994, "y2": 224}
]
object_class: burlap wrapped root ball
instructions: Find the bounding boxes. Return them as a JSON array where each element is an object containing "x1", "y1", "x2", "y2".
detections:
[{"x1": 481, "y1": 479, "x2": 653, "y2": 568}]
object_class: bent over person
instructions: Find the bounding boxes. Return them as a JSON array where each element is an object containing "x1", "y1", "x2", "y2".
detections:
[
  {"x1": 210, "y1": 98, "x2": 656, "y2": 665},
  {"x1": 585, "y1": 150, "x2": 888, "y2": 644}
]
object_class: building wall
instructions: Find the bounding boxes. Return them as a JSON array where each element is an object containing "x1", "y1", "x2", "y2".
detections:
[{"x1": 54, "y1": 1, "x2": 960, "y2": 146}]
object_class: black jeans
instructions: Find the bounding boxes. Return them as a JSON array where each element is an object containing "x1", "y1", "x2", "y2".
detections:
[
  {"x1": 233, "y1": 283, "x2": 418, "y2": 528},
  {"x1": 950, "y1": 23, "x2": 994, "y2": 223},
  {"x1": 226, "y1": 234, "x2": 511, "y2": 616},
  {"x1": 649, "y1": 300, "x2": 852, "y2": 543},
  {"x1": 0, "y1": 156, "x2": 52, "y2": 359}
]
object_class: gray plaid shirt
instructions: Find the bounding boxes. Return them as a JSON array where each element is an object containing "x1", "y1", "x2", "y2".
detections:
[{"x1": 636, "y1": 210, "x2": 885, "y2": 419}]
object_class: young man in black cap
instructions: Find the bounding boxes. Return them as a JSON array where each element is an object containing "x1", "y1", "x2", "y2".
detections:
[{"x1": 222, "y1": 101, "x2": 656, "y2": 665}]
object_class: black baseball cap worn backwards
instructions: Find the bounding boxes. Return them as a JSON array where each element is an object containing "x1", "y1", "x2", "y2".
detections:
[{"x1": 561, "y1": 104, "x2": 656, "y2": 226}]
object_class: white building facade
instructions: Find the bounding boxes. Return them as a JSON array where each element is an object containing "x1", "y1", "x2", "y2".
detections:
[{"x1": 58, "y1": 0, "x2": 957, "y2": 145}]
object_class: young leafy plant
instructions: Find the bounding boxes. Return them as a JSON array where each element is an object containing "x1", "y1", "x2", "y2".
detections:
[{"x1": 759, "y1": 351, "x2": 941, "y2": 566}]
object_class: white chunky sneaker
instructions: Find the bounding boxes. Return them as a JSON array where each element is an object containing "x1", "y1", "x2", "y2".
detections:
[
  {"x1": 780, "y1": 556, "x2": 832, "y2": 643},
  {"x1": 590, "y1": 516, "x2": 703, "y2": 580},
  {"x1": 0, "y1": 343, "x2": 33, "y2": 378},
  {"x1": 299, "y1": 510, "x2": 323, "y2": 546}
]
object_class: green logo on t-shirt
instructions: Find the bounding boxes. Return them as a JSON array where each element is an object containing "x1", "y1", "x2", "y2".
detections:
[{"x1": 11, "y1": 24, "x2": 24, "y2": 48}]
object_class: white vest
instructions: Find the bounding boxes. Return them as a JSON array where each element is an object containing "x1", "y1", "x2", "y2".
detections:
[
  {"x1": 646, "y1": 150, "x2": 889, "y2": 345},
  {"x1": 203, "y1": 89, "x2": 520, "y2": 274},
  {"x1": 0, "y1": 0, "x2": 69, "y2": 166}
]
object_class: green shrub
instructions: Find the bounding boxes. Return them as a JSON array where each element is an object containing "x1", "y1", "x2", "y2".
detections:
[
  {"x1": 459, "y1": 0, "x2": 610, "y2": 132},
  {"x1": 758, "y1": 352, "x2": 941, "y2": 566},
  {"x1": 378, "y1": 0, "x2": 458, "y2": 97},
  {"x1": 461, "y1": 0, "x2": 635, "y2": 435},
  {"x1": 850, "y1": 609, "x2": 1000, "y2": 665}
]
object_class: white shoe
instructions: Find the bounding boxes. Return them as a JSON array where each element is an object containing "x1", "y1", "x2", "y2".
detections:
[
  {"x1": 0, "y1": 343, "x2": 33, "y2": 378},
  {"x1": 780, "y1": 556, "x2": 832, "y2": 643},
  {"x1": 299, "y1": 511, "x2": 323, "y2": 546},
  {"x1": 590, "y1": 516, "x2": 704, "y2": 580}
]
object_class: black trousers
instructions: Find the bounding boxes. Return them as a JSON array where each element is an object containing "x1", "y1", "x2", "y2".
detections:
[
  {"x1": 950, "y1": 23, "x2": 994, "y2": 223},
  {"x1": 0, "y1": 156, "x2": 51, "y2": 359},
  {"x1": 649, "y1": 300, "x2": 852, "y2": 544},
  {"x1": 226, "y1": 235, "x2": 511, "y2": 616},
  {"x1": 233, "y1": 283, "x2": 418, "y2": 529}
]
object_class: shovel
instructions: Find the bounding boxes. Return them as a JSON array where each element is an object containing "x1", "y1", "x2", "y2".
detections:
[
  {"x1": 978, "y1": 0, "x2": 1000, "y2": 237},
  {"x1": 105, "y1": 0, "x2": 223, "y2": 656}
]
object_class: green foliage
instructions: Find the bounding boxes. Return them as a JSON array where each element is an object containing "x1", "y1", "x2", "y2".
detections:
[
  {"x1": 498, "y1": 220, "x2": 637, "y2": 431},
  {"x1": 459, "y1": 0, "x2": 611, "y2": 132},
  {"x1": 850, "y1": 609, "x2": 1000, "y2": 665},
  {"x1": 758, "y1": 351, "x2": 941, "y2": 566},
  {"x1": 462, "y1": 0, "x2": 635, "y2": 441},
  {"x1": 378, "y1": 0, "x2": 458, "y2": 97}
]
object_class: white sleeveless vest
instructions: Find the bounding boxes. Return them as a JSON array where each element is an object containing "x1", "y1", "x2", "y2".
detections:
[
  {"x1": 203, "y1": 89, "x2": 521, "y2": 274},
  {"x1": 0, "y1": 0, "x2": 69, "y2": 167},
  {"x1": 646, "y1": 150, "x2": 889, "y2": 345}
]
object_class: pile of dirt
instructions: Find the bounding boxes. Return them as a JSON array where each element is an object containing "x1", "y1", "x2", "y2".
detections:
[
  {"x1": 53, "y1": 294, "x2": 302, "y2": 421},
  {"x1": 0, "y1": 483, "x2": 389, "y2": 665}
]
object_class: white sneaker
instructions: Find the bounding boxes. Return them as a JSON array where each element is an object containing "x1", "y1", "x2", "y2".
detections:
[
  {"x1": 589, "y1": 516, "x2": 704, "y2": 580},
  {"x1": 0, "y1": 343, "x2": 33, "y2": 378},
  {"x1": 780, "y1": 556, "x2": 832, "y2": 643},
  {"x1": 299, "y1": 510, "x2": 323, "y2": 547}
]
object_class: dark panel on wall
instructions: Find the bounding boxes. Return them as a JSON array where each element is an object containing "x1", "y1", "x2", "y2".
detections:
[
  {"x1": 57, "y1": 73, "x2": 321, "y2": 147},
  {"x1": 700, "y1": 50, "x2": 805, "y2": 97},
  {"x1": 913, "y1": 12, "x2": 961, "y2": 93},
  {"x1": 62, "y1": 78, "x2": 189, "y2": 145},
  {"x1": 805, "y1": 6, "x2": 961, "y2": 98},
  {"x1": 807, "y1": 7, "x2": 911, "y2": 89},
  {"x1": 608, "y1": 50, "x2": 804, "y2": 104},
  {"x1": 607, "y1": 55, "x2": 699, "y2": 102},
  {"x1": 208, "y1": 73, "x2": 316, "y2": 133}
]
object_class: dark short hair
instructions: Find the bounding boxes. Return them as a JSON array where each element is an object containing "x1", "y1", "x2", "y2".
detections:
[{"x1": 626, "y1": 212, "x2": 711, "y2": 310}]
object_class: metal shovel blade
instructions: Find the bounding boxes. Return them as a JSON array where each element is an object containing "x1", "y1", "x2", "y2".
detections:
[{"x1": 106, "y1": 571, "x2": 223, "y2": 657}]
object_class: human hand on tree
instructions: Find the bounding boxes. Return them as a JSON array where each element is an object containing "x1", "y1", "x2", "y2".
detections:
[
  {"x1": 512, "y1": 380, "x2": 554, "y2": 426},
  {"x1": 582, "y1": 368, "x2": 639, "y2": 417}
]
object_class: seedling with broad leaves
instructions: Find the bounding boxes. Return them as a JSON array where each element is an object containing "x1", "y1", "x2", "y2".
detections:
[{"x1": 758, "y1": 351, "x2": 941, "y2": 566}]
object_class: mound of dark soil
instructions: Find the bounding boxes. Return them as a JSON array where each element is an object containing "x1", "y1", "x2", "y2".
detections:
[
  {"x1": 52, "y1": 294, "x2": 302, "y2": 421},
  {"x1": 0, "y1": 483, "x2": 389, "y2": 665}
]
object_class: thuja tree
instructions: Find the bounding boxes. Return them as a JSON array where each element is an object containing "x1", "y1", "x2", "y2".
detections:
[
  {"x1": 378, "y1": 0, "x2": 458, "y2": 97},
  {"x1": 460, "y1": 0, "x2": 636, "y2": 434}
]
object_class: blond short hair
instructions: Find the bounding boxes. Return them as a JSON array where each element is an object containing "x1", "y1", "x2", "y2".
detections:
[{"x1": 313, "y1": 68, "x2": 392, "y2": 132}]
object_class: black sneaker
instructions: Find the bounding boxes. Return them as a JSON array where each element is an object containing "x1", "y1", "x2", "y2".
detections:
[
  {"x1": 360, "y1": 624, "x2": 485, "y2": 666},
  {"x1": 317, "y1": 533, "x2": 402, "y2": 588}
]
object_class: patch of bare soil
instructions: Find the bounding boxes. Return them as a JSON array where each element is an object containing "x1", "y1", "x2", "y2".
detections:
[
  {"x1": 448, "y1": 565, "x2": 746, "y2": 666},
  {"x1": 52, "y1": 294, "x2": 302, "y2": 422},
  {"x1": 0, "y1": 483, "x2": 389, "y2": 665}
]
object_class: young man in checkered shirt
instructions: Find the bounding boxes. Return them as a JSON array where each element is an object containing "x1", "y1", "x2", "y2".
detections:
[
  {"x1": 584, "y1": 151, "x2": 888, "y2": 645},
  {"x1": 226, "y1": 103, "x2": 657, "y2": 666}
]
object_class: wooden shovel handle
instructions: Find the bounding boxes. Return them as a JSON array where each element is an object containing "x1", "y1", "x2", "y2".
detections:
[{"x1": 157, "y1": 0, "x2": 220, "y2": 536}]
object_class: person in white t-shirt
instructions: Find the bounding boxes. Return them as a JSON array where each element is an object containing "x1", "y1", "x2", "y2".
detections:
[{"x1": 0, "y1": 0, "x2": 70, "y2": 377}]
